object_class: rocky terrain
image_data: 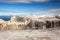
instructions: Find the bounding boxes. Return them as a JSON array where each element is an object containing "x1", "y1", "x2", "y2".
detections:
[
  {"x1": 0, "y1": 28, "x2": 60, "y2": 40},
  {"x1": 0, "y1": 15, "x2": 57, "y2": 31},
  {"x1": 0, "y1": 15, "x2": 60, "y2": 40}
]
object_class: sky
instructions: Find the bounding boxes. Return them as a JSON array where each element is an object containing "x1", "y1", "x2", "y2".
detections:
[{"x1": 0, "y1": 0, "x2": 60, "y2": 15}]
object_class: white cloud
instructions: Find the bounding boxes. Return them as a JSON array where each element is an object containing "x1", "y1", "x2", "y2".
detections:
[
  {"x1": 32, "y1": 8, "x2": 60, "y2": 14},
  {"x1": 31, "y1": 0, "x2": 49, "y2": 2},
  {"x1": 0, "y1": 0, "x2": 50, "y2": 3},
  {"x1": 0, "y1": 8, "x2": 60, "y2": 15}
]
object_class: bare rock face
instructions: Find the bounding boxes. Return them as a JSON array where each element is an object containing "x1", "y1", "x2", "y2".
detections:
[
  {"x1": 27, "y1": 20, "x2": 46, "y2": 30},
  {"x1": 0, "y1": 15, "x2": 60, "y2": 31},
  {"x1": 0, "y1": 19, "x2": 7, "y2": 31},
  {"x1": 16, "y1": 16, "x2": 25, "y2": 22},
  {"x1": 18, "y1": 24, "x2": 26, "y2": 30},
  {"x1": 10, "y1": 16, "x2": 16, "y2": 22},
  {"x1": 6, "y1": 23, "x2": 18, "y2": 30},
  {"x1": 6, "y1": 16, "x2": 30, "y2": 30},
  {"x1": 10, "y1": 16, "x2": 29, "y2": 23},
  {"x1": 34, "y1": 21, "x2": 45, "y2": 29},
  {"x1": 26, "y1": 20, "x2": 35, "y2": 29},
  {"x1": 0, "y1": 16, "x2": 46, "y2": 31}
]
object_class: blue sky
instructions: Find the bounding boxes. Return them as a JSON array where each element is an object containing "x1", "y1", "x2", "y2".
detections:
[{"x1": 0, "y1": 0, "x2": 60, "y2": 15}]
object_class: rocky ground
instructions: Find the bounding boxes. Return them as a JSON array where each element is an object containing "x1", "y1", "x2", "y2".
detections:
[
  {"x1": 0, "y1": 27, "x2": 60, "y2": 40},
  {"x1": 0, "y1": 15, "x2": 60, "y2": 40}
]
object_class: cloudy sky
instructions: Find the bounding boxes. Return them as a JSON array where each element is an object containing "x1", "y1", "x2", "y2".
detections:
[{"x1": 0, "y1": 0, "x2": 60, "y2": 15}]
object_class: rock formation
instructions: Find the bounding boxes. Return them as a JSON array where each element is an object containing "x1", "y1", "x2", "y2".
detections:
[
  {"x1": 0, "y1": 19, "x2": 7, "y2": 31},
  {"x1": 0, "y1": 15, "x2": 60, "y2": 31}
]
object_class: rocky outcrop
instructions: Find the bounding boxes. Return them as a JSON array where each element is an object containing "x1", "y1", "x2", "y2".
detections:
[
  {"x1": 5, "y1": 16, "x2": 31, "y2": 30},
  {"x1": 0, "y1": 19, "x2": 7, "y2": 31},
  {"x1": 10, "y1": 16, "x2": 30, "y2": 22},
  {"x1": 0, "y1": 15, "x2": 60, "y2": 31}
]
